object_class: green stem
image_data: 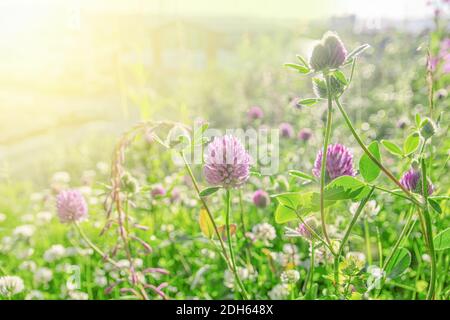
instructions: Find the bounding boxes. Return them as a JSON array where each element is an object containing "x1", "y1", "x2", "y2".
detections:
[
  {"x1": 376, "y1": 227, "x2": 383, "y2": 268},
  {"x1": 364, "y1": 219, "x2": 373, "y2": 266},
  {"x1": 421, "y1": 158, "x2": 436, "y2": 300},
  {"x1": 180, "y1": 151, "x2": 232, "y2": 269},
  {"x1": 319, "y1": 74, "x2": 334, "y2": 248},
  {"x1": 334, "y1": 98, "x2": 422, "y2": 208},
  {"x1": 382, "y1": 206, "x2": 415, "y2": 271},
  {"x1": 370, "y1": 185, "x2": 411, "y2": 202},
  {"x1": 225, "y1": 189, "x2": 249, "y2": 300},
  {"x1": 304, "y1": 242, "x2": 315, "y2": 294},
  {"x1": 333, "y1": 186, "x2": 375, "y2": 295},
  {"x1": 238, "y1": 190, "x2": 252, "y2": 267}
]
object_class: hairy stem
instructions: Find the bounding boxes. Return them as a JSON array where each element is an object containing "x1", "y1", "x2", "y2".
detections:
[
  {"x1": 180, "y1": 151, "x2": 231, "y2": 269},
  {"x1": 421, "y1": 158, "x2": 436, "y2": 300},
  {"x1": 319, "y1": 74, "x2": 334, "y2": 248},
  {"x1": 225, "y1": 189, "x2": 249, "y2": 300}
]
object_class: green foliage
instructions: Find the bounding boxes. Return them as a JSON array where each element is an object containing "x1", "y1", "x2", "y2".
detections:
[{"x1": 359, "y1": 141, "x2": 381, "y2": 182}]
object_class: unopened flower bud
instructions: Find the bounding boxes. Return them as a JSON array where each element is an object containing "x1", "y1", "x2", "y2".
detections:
[
  {"x1": 312, "y1": 75, "x2": 345, "y2": 98},
  {"x1": 122, "y1": 172, "x2": 139, "y2": 194},
  {"x1": 420, "y1": 117, "x2": 437, "y2": 139},
  {"x1": 309, "y1": 32, "x2": 347, "y2": 72}
]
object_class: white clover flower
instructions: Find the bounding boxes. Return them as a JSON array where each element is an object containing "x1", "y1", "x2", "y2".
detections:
[
  {"x1": 349, "y1": 200, "x2": 380, "y2": 221},
  {"x1": 134, "y1": 258, "x2": 144, "y2": 268},
  {"x1": 44, "y1": 244, "x2": 66, "y2": 262},
  {"x1": 281, "y1": 270, "x2": 300, "y2": 284},
  {"x1": 25, "y1": 290, "x2": 44, "y2": 300},
  {"x1": 274, "y1": 244, "x2": 301, "y2": 267},
  {"x1": 94, "y1": 275, "x2": 108, "y2": 287},
  {"x1": 422, "y1": 254, "x2": 431, "y2": 263},
  {"x1": 251, "y1": 223, "x2": 276, "y2": 245},
  {"x1": 200, "y1": 248, "x2": 216, "y2": 259},
  {"x1": 117, "y1": 259, "x2": 131, "y2": 269},
  {"x1": 68, "y1": 290, "x2": 88, "y2": 300},
  {"x1": 224, "y1": 267, "x2": 258, "y2": 289},
  {"x1": 15, "y1": 248, "x2": 34, "y2": 259},
  {"x1": 0, "y1": 236, "x2": 14, "y2": 252},
  {"x1": 0, "y1": 276, "x2": 25, "y2": 297},
  {"x1": 268, "y1": 283, "x2": 290, "y2": 300},
  {"x1": 13, "y1": 224, "x2": 35, "y2": 239},
  {"x1": 19, "y1": 260, "x2": 37, "y2": 272},
  {"x1": 312, "y1": 245, "x2": 334, "y2": 265},
  {"x1": 367, "y1": 265, "x2": 385, "y2": 292},
  {"x1": 34, "y1": 267, "x2": 53, "y2": 284}
]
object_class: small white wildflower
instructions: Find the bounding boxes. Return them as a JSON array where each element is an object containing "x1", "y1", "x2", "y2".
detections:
[
  {"x1": 0, "y1": 236, "x2": 14, "y2": 252},
  {"x1": 350, "y1": 200, "x2": 380, "y2": 221},
  {"x1": 13, "y1": 225, "x2": 35, "y2": 239},
  {"x1": 422, "y1": 254, "x2": 431, "y2": 263},
  {"x1": 19, "y1": 260, "x2": 37, "y2": 272},
  {"x1": 280, "y1": 270, "x2": 300, "y2": 284},
  {"x1": 0, "y1": 213, "x2": 6, "y2": 223},
  {"x1": 25, "y1": 290, "x2": 44, "y2": 300},
  {"x1": 368, "y1": 265, "x2": 385, "y2": 279},
  {"x1": 94, "y1": 275, "x2": 108, "y2": 287},
  {"x1": 16, "y1": 248, "x2": 34, "y2": 259},
  {"x1": 200, "y1": 248, "x2": 216, "y2": 259},
  {"x1": 117, "y1": 259, "x2": 131, "y2": 269},
  {"x1": 68, "y1": 290, "x2": 88, "y2": 300},
  {"x1": 44, "y1": 244, "x2": 66, "y2": 262},
  {"x1": 251, "y1": 223, "x2": 276, "y2": 245},
  {"x1": 0, "y1": 276, "x2": 25, "y2": 296},
  {"x1": 224, "y1": 267, "x2": 258, "y2": 289},
  {"x1": 367, "y1": 265, "x2": 385, "y2": 291},
  {"x1": 268, "y1": 283, "x2": 290, "y2": 300},
  {"x1": 34, "y1": 268, "x2": 53, "y2": 284},
  {"x1": 134, "y1": 258, "x2": 143, "y2": 268}
]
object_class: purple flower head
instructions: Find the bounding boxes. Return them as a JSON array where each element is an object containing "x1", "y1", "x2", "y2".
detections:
[
  {"x1": 298, "y1": 128, "x2": 312, "y2": 141},
  {"x1": 151, "y1": 185, "x2": 166, "y2": 198},
  {"x1": 203, "y1": 135, "x2": 251, "y2": 189},
  {"x1": 285, "y1": 218, "x2": 316, "y2": 241},
  {"x1": 56, "y1": 190, "x2": 88, "y2": 223},
  {"x1": 248, "y1": 106, "x2": 264, "y2": 121},
  {"x1": 170, "y1": 188, "x2": 181, "y2": 203},
  {"x1": 252, "y1": 189, "x2": 270, "y2": 208},
  {"x1": 400, "y1": 168, "x2": 434, "y2": 196},
  {"x1": 279, "y1": 123, "x2": 294, "y2": 138},
  {"x1": 310, "y1": 32, "x2": 347, "y2": 72},
  {"x1": 312, "y1": 143, "x2": 356, "y2": 181}
]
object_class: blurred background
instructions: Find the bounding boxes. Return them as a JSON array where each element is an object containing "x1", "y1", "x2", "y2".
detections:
[{"x1": 0, "y1": 0, "x2": 448, "y2": 185}]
